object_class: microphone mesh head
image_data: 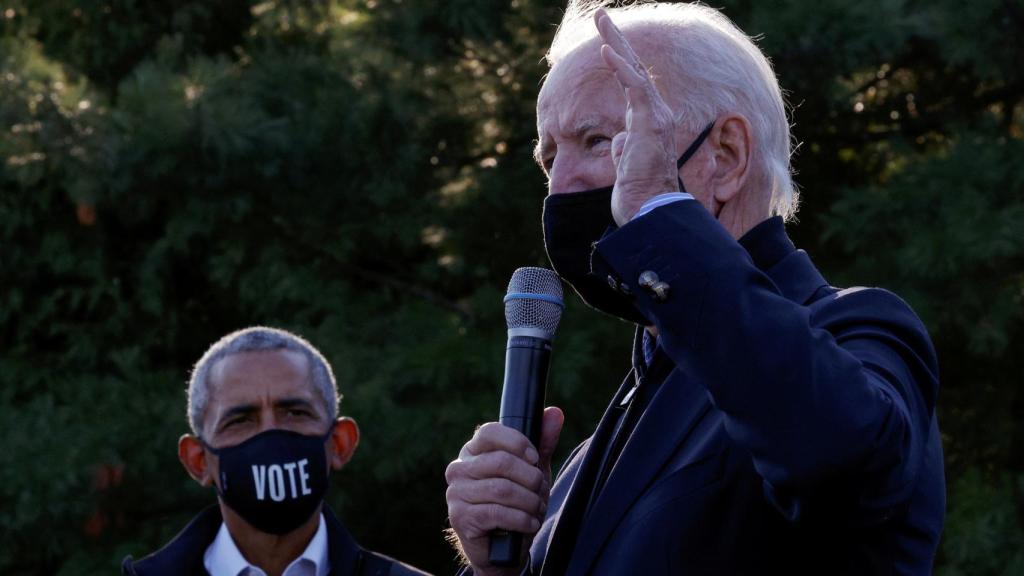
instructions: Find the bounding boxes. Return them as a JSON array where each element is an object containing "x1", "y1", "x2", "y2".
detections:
[{"x1": 505, "y1": 267, "x2": 564, "y2": 338}]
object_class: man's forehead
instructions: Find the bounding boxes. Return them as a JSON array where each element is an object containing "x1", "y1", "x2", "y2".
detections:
[
  {"x1": 537, "y1": 62, "x2": 623, "y2": 138},
  {"x1": 538, "y1": 22, "x2": 674, "y2": 117},
  {"x1": 208, "y1": 349, "x2": 315, "y2": 401}
]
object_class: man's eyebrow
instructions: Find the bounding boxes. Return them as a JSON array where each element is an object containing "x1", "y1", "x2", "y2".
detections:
[
  {"x1": 216, "y1": 403, "x2": 259, "y2": 429},
  {"x1": 571, "y1": 117, "x2": 603, "y2": 138},
  {"x1": 534, "y1": 115, "x2": 622, "y2": 168},
  {"x1": 275, "y1": 397, "x2": 316, "y2": 411}
]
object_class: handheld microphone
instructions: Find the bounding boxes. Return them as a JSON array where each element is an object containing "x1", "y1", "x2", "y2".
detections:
[{"x1": 488, "y1": 267, "x2": 565, "y2": 567}]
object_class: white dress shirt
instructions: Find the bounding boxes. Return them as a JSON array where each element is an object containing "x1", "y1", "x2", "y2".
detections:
[
  {"x1": 632, "y1": 191, "x2": 694, "y2": 220},
  {"x1": 203, "y1": 513, "x2": 330, "y2": 576}
]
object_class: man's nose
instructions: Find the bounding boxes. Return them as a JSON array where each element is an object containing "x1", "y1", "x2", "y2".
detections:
[
  {"x1": 548, "y1": 154, "x2": 593, "y2": 195},
  {"x1": 257, "y1": 408, "x2": 280, "y2": 433}
]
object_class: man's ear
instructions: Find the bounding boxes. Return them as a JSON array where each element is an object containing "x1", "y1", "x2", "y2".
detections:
[
  {"x1": 178, "y1": 434, "x2": 214, "y2": 487},
  {"x1": 709, "y1": 114, "x2": 753, "y2": 207},
  {"x1": 328, "y1": 417, "x2": 360, "y2": 471}
]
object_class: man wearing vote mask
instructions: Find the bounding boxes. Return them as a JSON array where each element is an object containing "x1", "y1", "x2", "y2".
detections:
[
  {"x1": 123, "y1": 327, "x2": 429, "y2": 576},
  {"x1": 445, "y1": 2, "x2": 945, "y2": 575}
]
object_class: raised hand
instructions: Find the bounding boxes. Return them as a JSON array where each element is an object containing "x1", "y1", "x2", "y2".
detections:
[{"x1": 594, "y1": 8, "x2": 680, "y2": 226}]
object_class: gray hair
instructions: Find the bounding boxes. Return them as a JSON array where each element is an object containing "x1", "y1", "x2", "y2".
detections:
[
  {"x1": 187, "y1": 326, "x2": 340, "y2": 437},
  {"x1": 545, "y1": 0, "x2": 799, "y2": 220}
]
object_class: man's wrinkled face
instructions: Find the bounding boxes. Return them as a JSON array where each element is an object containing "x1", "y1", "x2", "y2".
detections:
[
  {"x1": 201, "y1": 349, "x2": 330, "y2": 449},
  {"x1": 536, "y1": 45, "x2": 625, "y2": 195},
  {"x1": 536, "y1": 36, "x2": 721, "y2": 213}
]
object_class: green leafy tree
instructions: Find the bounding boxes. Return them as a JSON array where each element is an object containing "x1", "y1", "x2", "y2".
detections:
[{"x1": 1, "y1": 0, "x2": 1021, "y2": 574}]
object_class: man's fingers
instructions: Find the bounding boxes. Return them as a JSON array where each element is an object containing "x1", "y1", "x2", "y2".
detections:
[
  {"x1": 595, "y1": 9, "x2": 644, "y2": 76},
  {"x1": 600, "y1": 43, "x2": 663, "y2": 135},
  {"x1": 447, "y1": 449, "x2": 545, "y2": 491},
  {"x1": 600, "y1": 43, "x2": 645, "y2": 92},
  {"x1": 445, "y1": 421, "x2": 551, "y2": 574},
  {"x1": 460, "y1": 421, "x2": 540, "y2": 464},
  {"x1": 611, "y1": 131, "x2": 627, "y2": 167},
  {"x1": 449, "y1": 501, "x2": 541, "y2": 537},
  {"x1": 597, "y1": 8, "x2": 665, "y2": 108},
  {"x1": 448, "y1": 477, "x2": 544, "y2": 516},
  {"x1": 468, "y1": 451, "x2": 546, "y2": 490},
  {"x1": 537, "y1": 406, "x2": 564, "y2": 470}
]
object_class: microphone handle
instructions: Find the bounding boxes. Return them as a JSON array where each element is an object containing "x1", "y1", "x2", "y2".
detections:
[{"x1": 488, "y1": 335, "x2": 551, "y2": 567}]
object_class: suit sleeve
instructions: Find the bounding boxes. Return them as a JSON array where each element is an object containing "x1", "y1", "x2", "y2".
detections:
[{"x1": 590, "y1": 201, "x2": 940, "y2": 522}]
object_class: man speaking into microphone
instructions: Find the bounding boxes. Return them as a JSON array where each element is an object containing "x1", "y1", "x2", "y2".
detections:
[
  {"x1": 444, "y1": 2, "x2": 945, "y2": 575},
  {"x1": 123, "y1": 327, "x2": 429, "y2": 576}
]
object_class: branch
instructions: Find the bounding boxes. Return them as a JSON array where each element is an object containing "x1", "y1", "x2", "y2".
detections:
[{"x1": 265, "y1": 215, "x2": 474, "y2": 323}]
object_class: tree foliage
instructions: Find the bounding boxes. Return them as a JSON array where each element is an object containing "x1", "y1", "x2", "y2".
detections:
[{"x1": 1, "y1": 1, "x2": 1021, "y2": 574}]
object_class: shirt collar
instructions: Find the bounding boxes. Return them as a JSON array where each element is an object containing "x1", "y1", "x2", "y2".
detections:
[
  {"x1": 203, "y1": 513, "x2": 329, "y2": 576},
  {"x1": 204, "y1": 522, "x2": 249, "y2": 576},
  {"x1": 299, "y1": 513, "x2": 330, "y2": 576}
]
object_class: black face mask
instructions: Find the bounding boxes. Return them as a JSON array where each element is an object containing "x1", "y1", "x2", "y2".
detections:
[
  {"x1": 542, "y1": 122, "x2": 714, "y2": 325},
  {"x1": 203, "y1": 428, "x2": 333, "y2": 535}
]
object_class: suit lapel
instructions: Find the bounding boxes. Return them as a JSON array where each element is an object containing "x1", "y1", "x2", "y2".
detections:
[
  {"x1": 565, "y1": 367, "x2": 712, "y2": 575},
  {"x1": 540, "y1": 367, "x2": 637, "y2": 575}
]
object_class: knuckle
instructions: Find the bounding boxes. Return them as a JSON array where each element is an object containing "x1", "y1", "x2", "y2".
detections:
[
  {"x1": 466, "y1": 504, "x2": 492, "y2": 531},
  {"x1": 467, "y1": 479, "x2": 490, "y2": 504},
  {"x1": 483, "y1": 504, "x2": 503, "y2": 528},
  {"x1": 476, "y1": 421, "x2": 503, "y2": 438},
  {"x1": 447, "y1": 500, "x2": 465, "y2": 523},
  {"x1": 444, "y1": 459, "x2": 464, "y2": 484},
  {"x1": 491, "y1": 451, "x2": 513, "y2": 476},
  {"x1": 522, "y1": 488, "x2": 540, "y2": 510},
  {"x1": 445, "y1": 484, "x2": 461, "y2": 505},
  {"x1": 529, "y1": 468, "x2": 545, "y2": 491},
  {"x1": 513, "y1": 433, "x2": 531, "y2": 452},
  {"x1": 497, "y1": 452, "x2": 523, "y2": 478},
  {"x1": 513, "y1": 509, "x2": 536, "y2": 533},
  {"x1": 484, "y1": 454, "x2": 503, "y2": 478},
  {"x1": 492, "y1": 478, "x2": 515, "y2": 500}
]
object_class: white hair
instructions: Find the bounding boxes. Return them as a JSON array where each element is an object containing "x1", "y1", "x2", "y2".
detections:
[
  {"x1": 546, "y1": 0, "x2": 799, "y2": 220},
  {"x1": 187, "y1": 326, "x2": 340, "y2": 437}
]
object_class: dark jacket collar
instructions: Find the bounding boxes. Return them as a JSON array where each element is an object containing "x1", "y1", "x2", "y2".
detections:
[
  {"x1": 739, "y1": 216, "x2": 830, "y2": 305},
  {"x1": 737, "y1": 215, "x2": 792, "y2": 271},
  {"x1": 123, "y1": 505, "x2": 365, "y2": 576},
  {"x1": 324, "y1": 506, "x2": 364, "y2": 574},
  {"x1": 122, "y1": 505, "x2": 220, "y2": 576}
]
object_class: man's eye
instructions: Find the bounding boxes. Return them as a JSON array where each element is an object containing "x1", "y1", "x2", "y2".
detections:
[
  {"x1": 288, "y1": 409, "x2": 311, "y2": 417},
  {"x1": 586, "y1": 135, "x2": 610, "y2": 148}
]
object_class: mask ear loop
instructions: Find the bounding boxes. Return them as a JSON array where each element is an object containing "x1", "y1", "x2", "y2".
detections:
[
  {"x1": 194, "y1": 436, "x2": 229, "y2": 496},
  {"x1": 320, "y1": 423, "x2": 343, "y2": 479},
  {"x1": 676, "y1": 121, "x2": 716, "y2": 192},
  {"x1": 198, "y1": 436, "x2": 223, "y2": 456}
]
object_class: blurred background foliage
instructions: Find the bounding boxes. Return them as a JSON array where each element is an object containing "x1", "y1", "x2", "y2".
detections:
[{"x1": 0, "y1": 0, "x2": 1021, "y2": 573}]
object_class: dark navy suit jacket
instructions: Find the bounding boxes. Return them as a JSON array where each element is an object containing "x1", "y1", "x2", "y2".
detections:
[
  {"x1": 527, "y1": 203, "x2": 945, "y2": 575},
  {"x1": 122, "y1": 505, "x2": 431, "y2": 576}
]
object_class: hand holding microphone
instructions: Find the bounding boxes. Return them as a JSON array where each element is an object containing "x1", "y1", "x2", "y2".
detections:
[{"x1": 445, "y1": 268, "x2": 566, "y2": 575}]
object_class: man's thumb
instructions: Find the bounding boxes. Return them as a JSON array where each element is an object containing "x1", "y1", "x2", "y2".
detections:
[
  {"x1": 538, "y1": 406, "x2": 564, "y2": 467},
  {"x1": 611, "y1": 131, "x2": 627, "y2": 168}
]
